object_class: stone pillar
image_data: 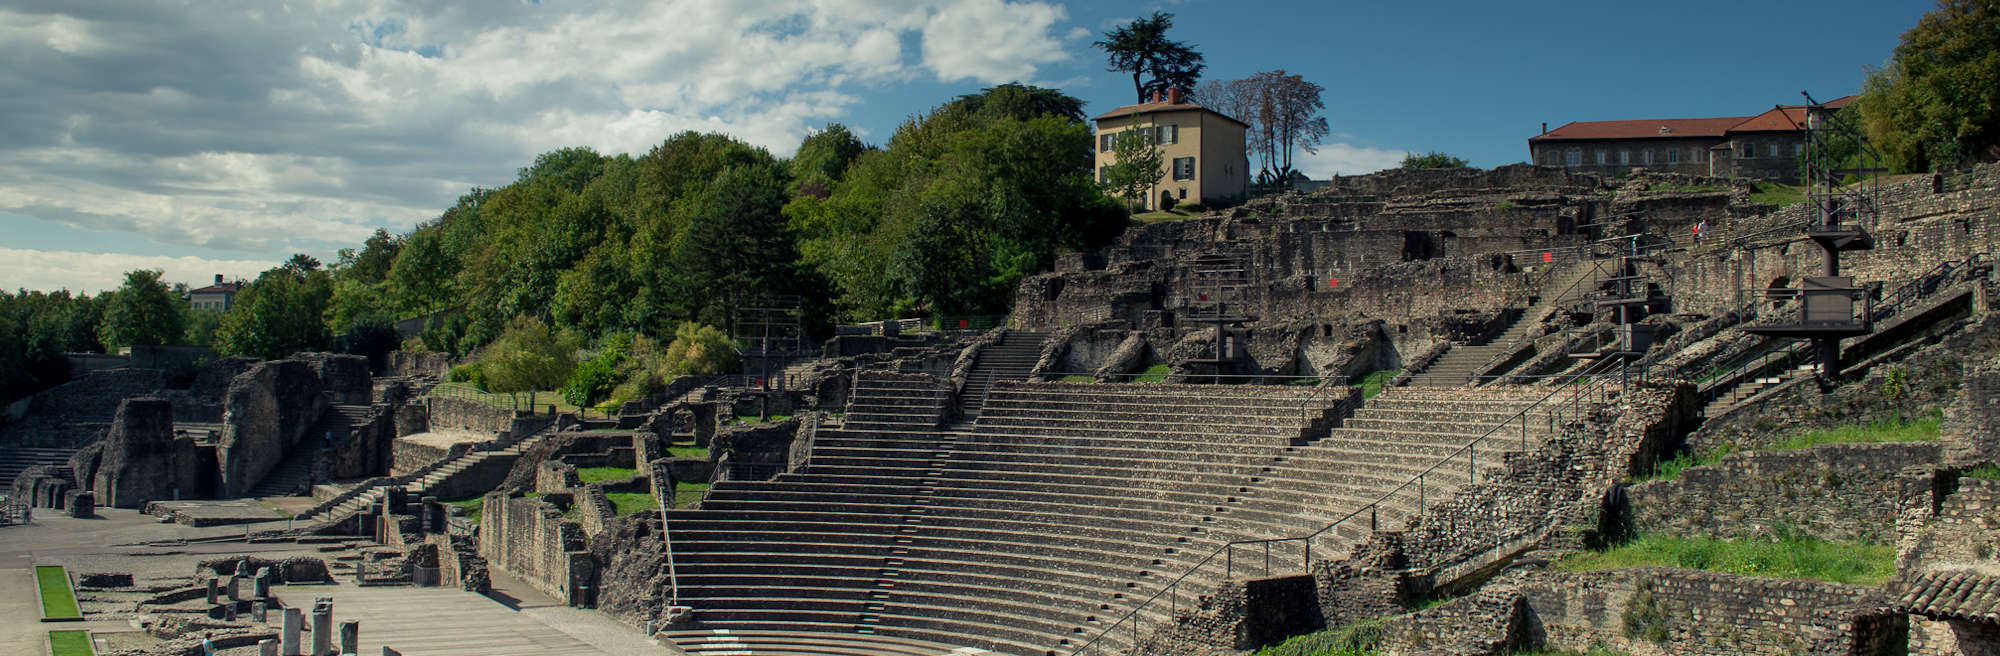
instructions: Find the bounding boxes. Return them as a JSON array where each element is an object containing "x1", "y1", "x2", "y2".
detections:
[
  {"x1": 282, "y1": 608, "x2": 303, "y2": 656},
  {"x1": 227, "y1": 574, "x2": 243, "y2": 601},
  {"x1": 254, "y1": 569, "x2": 272, "y2": 599},
  {"x1": 67, "y1": 492, "x2": 93, "y2": 518},
  {"x1": 312, "y1": 598, "x2": 333, "y2": 656},
  {"x1": 260, "y1": 638, "x2": 279, "y2": 656},
  {"x1": 381, "y1": 648, "x2": 401, "y2": 656},
  {"x1": 338, "y1": 620, "x2": 359, "y2": 655},
  {"x1": 206, "y1": 577, "x2": 219, "y2": 605},
  {"x1": 253, "y1": 600, "x2": 268, "y2": 623},
  {"x1": 422, "y1": 496, "x2": 442, "y2": 534}
]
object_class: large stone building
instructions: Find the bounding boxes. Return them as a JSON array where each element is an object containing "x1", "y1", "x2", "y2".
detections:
[
  {"x1": 189, "y1": 274, "x2": 243, "y2": 312},
  {"x1": 1528, "y1": 95, "x2": 1853, "y2": 183},
  {"x1": 1093, "y1": 88, "x2": 1250, "y2": 210}
]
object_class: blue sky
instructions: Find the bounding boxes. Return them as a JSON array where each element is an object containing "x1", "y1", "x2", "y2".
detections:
[{"x1": 0, "y1": 0, "x2": 1934, "y2": 293}]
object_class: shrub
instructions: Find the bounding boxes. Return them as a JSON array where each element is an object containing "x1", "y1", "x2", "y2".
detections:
[{"x1": 447, "y1": 362, "x2": 487, "y2": 390}]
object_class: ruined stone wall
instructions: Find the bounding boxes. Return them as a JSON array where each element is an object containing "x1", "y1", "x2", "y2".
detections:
[
  {"x1": 0, "y1": 368, "x2": 166, "y2": 448},
  {"x1": 1628, "y1": 442, "x2": 1939, "y2": 545},
  {"x1": 217, "y1": 360, "x2": 326, "y2": 497},
  {"x1": 94, "y1": 398, "x2": 207, "y2": 507},
  {"x1": 1520, "y1": 567, "x2": 1893, "y2": 656},
  {"x1": 478, "y1": 493, "x2": 592, "y2": 605},
  {"x1": 387, "y1": 352, "x2": 453, "y2": 379},
  {"x1": 423, "y1": 397, "x2": 518, "y2": 434},
  {"x1": 1663, "y1": 163, "x2": 2000, "y2": 315},
  {"x1": 390, "y1": 440, "x2": 462, "y2": 477},
  {"x1": 326, "y1": 405, "x2": 396, "y2": 480}
]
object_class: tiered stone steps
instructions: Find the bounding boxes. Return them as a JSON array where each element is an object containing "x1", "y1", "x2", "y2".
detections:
[
  {"x1": 955, "y1": 332, "x2": 1045, "y2": 421},
  {"x1": 665, "y1": 627, "x2": 981, "y2": 655},
  {"x1": 658, "y1": 380, "x2": 1587, "y2": 656},
  {"x1": 1410, "y1": 263, "x2": 1605, "y2": 387},
  {"x1": 0, "y1": 448, "x2": 78, "y2": 489}
]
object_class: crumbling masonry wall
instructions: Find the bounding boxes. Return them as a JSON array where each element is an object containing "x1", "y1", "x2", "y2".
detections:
[
  {"x1": 478, "y1": 493, "x2": 593, "y2": 605},
  {"x1": 1627, "y1": 442, "x2": 1940, "y2": 545}
]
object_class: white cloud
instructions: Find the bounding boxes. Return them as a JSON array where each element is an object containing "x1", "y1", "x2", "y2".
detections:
[
  {"x1": 0, "y1": 0, "x2": 1077, "y2": 292},
  {"x1": 921, "y1": 0, "x2": 1071, "y2": 83},
  {"x1": 1292, "y1": 143, "x2": 1412, "y2": 178},
  {"x1": 0, "y1": 248, "x2": 278, "y2": 295}
]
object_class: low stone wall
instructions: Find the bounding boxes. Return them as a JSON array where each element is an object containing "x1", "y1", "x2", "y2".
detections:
[
  {"x1": 1627, "y1": 442, "x2": 1941, "y2": 544},
  {"x1": 1520, "y1": 567, "x2": 1896, "y2": 656},
  {"x1": 424, "y1": 397, "x2": 519, "y2": 434},
  {"x1": 1130, "y1": 575, "x2": 1324, "y2": 655},
  {"x1": 427, "y1": 533, "x2": 488, "y2": 593},
  {"x1": 388, "y1": 351, "x2": 453, "y2": 379},
  {"x1": 389, "y1": 439, "x2": 463, "y2": 477},
  {"x1": 478, "y1": 493, "x2": 593, "y2": 606}
]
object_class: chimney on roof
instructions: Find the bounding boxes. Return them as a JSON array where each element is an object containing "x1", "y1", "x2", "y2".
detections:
[
  {"x1": 1167, "y1": 87, "x2": 1183, "y2": 105},
  {"x1": 1150, "y1": 89, "x2": 1162, "y2": 103},
  {"x1": 1540, "y1": 122, "x2": 1547, "y2": 135},
  {"x1": 214, "y1": 274, "x2": 224, "y2": 285}
]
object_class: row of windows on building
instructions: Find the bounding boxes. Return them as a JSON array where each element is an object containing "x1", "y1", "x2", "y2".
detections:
[
  {"x1": 1099, "y1": 156, "x2": 1197, "y2": 183},
  {"x1": 1547, "y1": 142, "x2": 1803, "y2": 167},
  {"x1": 1097, "y1": 124, "x2": 1181, "y2": 152}
]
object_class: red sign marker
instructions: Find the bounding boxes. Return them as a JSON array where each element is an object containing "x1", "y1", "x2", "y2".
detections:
[{"x1": 1542, "y1": 252, "x2": 1554, "y2": 263}]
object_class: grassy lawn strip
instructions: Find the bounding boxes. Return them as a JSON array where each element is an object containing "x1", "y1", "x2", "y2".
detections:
[
  {"x1": 1633, "y1": 412, "x2": 1940, "y2": 482},
  {"x1": 603, "y1": 492, "x2": 654, "y2": 516},
  {"x1": 672, "y1": 483, "x2": 710, "y2": 508},
  {"x1": 1555, "y1": 534, "x2": 1895, "y2": 586},
  {"x1": 1248, "y1": 619, "x2": 1382, "y2": 655},
  {"x1": 36, "y1": 566, "x2": 80, "y2": 620},
  {"x1": 1356, "y1": 369, "x2": 1400, "y2": 400},
  {"x1": 1749, "y1": 182, "x2": 1806, "y2": 206},
  {"x1": 1056, "y1": 375, "x2": 1094, "y2": 382},
  {"x1": 666, "y1": 446, "x2": 709, "y2": 460},
  {"x1": 1965, "y1": 464, "x2": 2000, "y2": 481},
  {"x1": 576, "y1": 466, "x2": 636, "y2": 483},
  {"x1": 442, "y1": 496, "x2": 485, "y2": 523},
  {"x1": 1129, "y1": 364, "x2": 1171, "y2": 383},
  {"x1": 48, "y1": 630, "x2": 94, "y2": 656},
  {"x1": 731, "y1": 414, "x2": 792, "y2": 426}
]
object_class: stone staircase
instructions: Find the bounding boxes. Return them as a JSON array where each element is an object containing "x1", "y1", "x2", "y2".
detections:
[
  {"x1": 1408, "y1": 262, "x2": 1605, "y2": 387},
  {"x1": 295, "y1": 431, "x2": 548, "y2": 523},
  {"x1": 955, "y1": 332, "x2": 1046, "y2": 421},
  {"x1": 0, "y1": 448, "x2": 78, "y2": 489},
  {"x1": 1704, "y1": 361, "x2": 1818, "y2": 417},
  {"x1": 247, "y1": 404, "x2": 378, "y2": 498}
]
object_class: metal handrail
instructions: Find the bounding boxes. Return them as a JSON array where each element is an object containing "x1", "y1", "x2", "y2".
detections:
[
  {"x1": 1465, "y1": 259, "x2": 1613, "y2": 382},
  {"x1": 1067, "y1": 368, "x2": 1641, "y2": 655}
]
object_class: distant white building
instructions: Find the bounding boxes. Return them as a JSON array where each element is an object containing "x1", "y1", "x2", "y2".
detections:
[{"x1": 189, "y1": 274, "x2": 243, "y2": 312}]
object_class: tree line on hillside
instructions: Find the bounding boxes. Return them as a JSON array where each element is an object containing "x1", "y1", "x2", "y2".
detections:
[{"x1": 0, "y1": 85, "x2": 1128, "y2": 406}]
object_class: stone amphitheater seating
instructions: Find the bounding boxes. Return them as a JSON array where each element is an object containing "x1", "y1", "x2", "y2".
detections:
[{"x1": 658, "y1": 374, "x2": 1574, "y2": 655}]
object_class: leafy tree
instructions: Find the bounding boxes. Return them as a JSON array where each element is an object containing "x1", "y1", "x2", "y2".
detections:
[
  {"x1": 1856, "y1": 0, "x2": 2000, "y2": 171},
  {"x1": 98, "y1": 269, "x2": 186, "y2": 351},
  {"x1": 214, "y1": 266, "x2": 333, "y2": 359},
  {"x1": 790, "y1": 124, "x2": 867, "y2": 198},
  {"x1": 1103, "y1": 128, "x2": 1165, "y2": 207},
  {"x1": 952, "y1": 83, "x2": 1087, "y2": 124},
  {"x1": 1093, "y1": 11, "x2": 1206, "y2": 103},
  {"x1": 563, "y1": 337, "x2": 628, "y2": 408},
  {"x1": 333, "y1": 229, "x2": 403, "y2": 284},
  {"x1": 481, "y1": 315, "x2": 583, "y2": 399},
  {"x1": 1401, "y1": 152, "x2": 1471, "y2": 169},
  {"x1": 184, "y1": 308, "x2": 222, "y2": 347},
  {"x1": 518, "y1": 146, "x2": 608, "y2": 193},
  {"x1": 664, "y1": 322, "x2": 737, "y2": 376},
  {"x1": 283, "y1": 253, "x2": 322, "y2": 274},
  {"x1": 1195, "y1": 71, "x2": 1331, "y2": 185},
  {"x1": 389, "y1": 228, "x2": 455, "y2": 316}
]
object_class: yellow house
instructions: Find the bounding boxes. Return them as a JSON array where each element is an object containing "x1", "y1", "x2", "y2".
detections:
[{"x1": 1092, "y1": 88, "x2": 1250, "y2": 211}]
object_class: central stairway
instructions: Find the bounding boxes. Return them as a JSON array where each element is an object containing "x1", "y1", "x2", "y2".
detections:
[
  {"x1": 1411, "y1": 261, "x2": 1606, "y2": 387},
  {"x1": 955, "y1": 332, "x2": 1046, "y2": 421}
]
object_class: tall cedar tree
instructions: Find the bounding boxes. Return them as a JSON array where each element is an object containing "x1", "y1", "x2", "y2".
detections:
[{"x1": 1093, "y1": 12, "x2": 1206, "y2": 103}]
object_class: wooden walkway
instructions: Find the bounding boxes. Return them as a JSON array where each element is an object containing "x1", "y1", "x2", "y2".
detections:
[{"x1": 274, "y1": 584, "x2": 680, "y2": 656}]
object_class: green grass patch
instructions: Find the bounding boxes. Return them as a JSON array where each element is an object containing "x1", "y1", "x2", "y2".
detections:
[
  {"x1": 1132, "y1": 209, "x2": 1198, "y2": 223},
  {"x1": 576, "y1": 467, "x2": 637, "y2": 484},
  {"x1": 1248, "y1": 619, "x2": 1382, "y2": 656},
  {"x1": 603, "y1": 492, "x2": 655, "y2": 516},
  {"x1": 1772, "y1": 413, "x2": 1940, "y2": 450},
  {"x1": 1494, "y1": 200, "x2": 1517, "y2": 210},
  {"x1": 1962, "y1": 464, "x2": 2000, "y2": 481},
  {"x1": 36, "y1": 566, "x2": 80, "y2": 619},
  {"x1": 442, "y1": 496, "x2": 485, "y2": 523},
  {"x1": 48, "y1": 630, "x2": 94, "y2": 656},
  {"x1": 731, "y1": 414, "x2": 792, "y2": 426},
  {"x1": 1661, "y1": 184, "x2": 1726, "y2": 193},
  {"x1": 1356, "y1": 369, "x2": 1400, "y2": 400},
  {"x1": 1554, "y1": 533, "x2": 1895, "y2": 586},
  {"x1": 1056, "y1": 375, "x2": 1095, "y2": 383},
  {"x1": 1631, "y1": 413, "x2": 1937, "y2": 482},
  {"x1": 672, "y1": 482, "x2": 710, "y2": 508},
  {"x1": 1749, "y1": 182, "x2": 1806, "y2": 207},
  {"x1": 667, "y1": 445, "x2": 709, "y2": 460},
  {"x1": 1128, "y1": 364, "x2": 1171, "y2": 383}
]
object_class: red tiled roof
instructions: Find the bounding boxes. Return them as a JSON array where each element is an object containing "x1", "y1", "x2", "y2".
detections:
[
  {"x1": 1727, "y1": 95, "x2": 1858, "y2": 133},
  {"x1": 1530, "y1": 116, "x2": 1751, "y2": 142},
  {"x1": 1092, "y1": 101, "x2": 1250, "y2": 128}
]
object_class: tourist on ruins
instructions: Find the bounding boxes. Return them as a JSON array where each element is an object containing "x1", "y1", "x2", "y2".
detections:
[{"x1": 200, "y1": 632, "x2": 215, "y2": 655}]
